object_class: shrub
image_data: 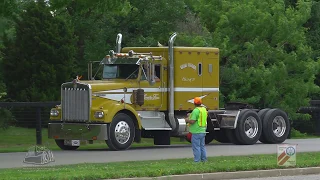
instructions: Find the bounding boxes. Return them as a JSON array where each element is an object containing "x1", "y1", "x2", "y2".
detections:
[
  {"x1": 0, "y1": 108, "x2": 15, "y2": 130},
  {"x1": 290, "y1": 128, "x2": 308, "y2": 138}
]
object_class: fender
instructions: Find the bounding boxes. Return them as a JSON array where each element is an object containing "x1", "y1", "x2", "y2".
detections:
[{"x1": 105, "y1": 102, "x2": 142, "y2": 129}]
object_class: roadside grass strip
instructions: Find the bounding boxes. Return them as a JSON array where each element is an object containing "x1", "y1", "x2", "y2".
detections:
[
  {"x1": 1, "y1": 152, "x2": 320, "y2": 180},
  {"x1": 0, "y1": 126, "x2": 189, "y2": 153}
]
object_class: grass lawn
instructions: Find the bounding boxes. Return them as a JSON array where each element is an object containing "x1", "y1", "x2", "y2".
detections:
[
  {"x1": 0, "y1": 126, "x2": 190, "y2": 153},
  {"x1": 1, "y1": 152, "x2": 320, "y2": 180}
]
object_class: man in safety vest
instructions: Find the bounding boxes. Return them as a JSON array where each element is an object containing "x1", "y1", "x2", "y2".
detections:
[{"x1": 185, "y1": 97, "x2": 208, "y2": 162}]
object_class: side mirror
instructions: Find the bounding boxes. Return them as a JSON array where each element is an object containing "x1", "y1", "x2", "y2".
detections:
[{"x1": 147, "y1": 62, "x2": 155, "y2": 86}]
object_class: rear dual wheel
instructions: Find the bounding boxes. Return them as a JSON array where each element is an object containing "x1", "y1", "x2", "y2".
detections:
[
  {"x1": 259, "y1": 109, "x2": 290, "y2": 144},
  {"x1": 230, "y1": 109, "x2": 262, "y2": 145},
  {"x1": 226, "y1": 108, "x2": 289, "y2": 145}
]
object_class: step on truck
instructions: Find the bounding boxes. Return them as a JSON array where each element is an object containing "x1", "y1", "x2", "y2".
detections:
[{"x1": 48, "y1": 32, "x2": 290, "y2": 150}]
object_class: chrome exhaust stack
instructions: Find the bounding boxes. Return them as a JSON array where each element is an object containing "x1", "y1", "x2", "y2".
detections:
[
  {"x1": 116, "y1": 33, "x2": 122, "y2": 53},
  {"x1": 168, "y1": 32, "x2": 177, "y2": 131}
]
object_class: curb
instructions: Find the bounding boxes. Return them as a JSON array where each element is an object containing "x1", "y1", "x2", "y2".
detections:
[{"x1": 108, "y1": 167, "x2": 320, "y2": 180}]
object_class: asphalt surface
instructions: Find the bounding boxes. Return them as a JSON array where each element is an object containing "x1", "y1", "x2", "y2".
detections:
[{"x1": 0, "y1": 138, "x2": 319, "y2": 169}]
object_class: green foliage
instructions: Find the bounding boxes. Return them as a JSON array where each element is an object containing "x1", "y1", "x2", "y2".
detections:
[
  {"x1": 2, "y1": 0, "x2": 76, "y2": 101},
  {"x1": 0, "y1": 0, "x2": 320, "y2": 130},
  {"x1": 2, "y1": 152, "x2": 320, "y2": 179},
  {"x1": 49, "y1": 0, "x2": 130, "y2": 79},
  {"x1": 0, "y1": 108, "x2": 15, "y2": 130},
  {"x1": 197, "y1": 0, "x2": 320, "y2": 120},
  {"x1": 290, "y1": 127, "x2": 308, "y2": 138}
]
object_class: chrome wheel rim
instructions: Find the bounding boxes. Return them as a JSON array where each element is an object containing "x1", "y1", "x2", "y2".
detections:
[
  {"x1": 272, "y1": 116, "x2": 286, "y2": 137},
  {"x1": 244, "y1": 116, "x2": 259, "y2": 138},
  {"x1": 115, "y1": 121, "x2": 130, "y2": 144}
]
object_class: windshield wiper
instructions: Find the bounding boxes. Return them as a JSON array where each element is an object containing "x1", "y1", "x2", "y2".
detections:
[{"x1": 125, "y1": 68, "x2": 139, "y2": 81}]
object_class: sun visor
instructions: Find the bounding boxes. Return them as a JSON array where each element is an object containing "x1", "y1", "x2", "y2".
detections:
[{"x1": 100, "y1": 57, "x2": 141, "y2": 65}]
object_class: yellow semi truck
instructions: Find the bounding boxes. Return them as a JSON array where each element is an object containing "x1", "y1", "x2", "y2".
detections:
[{"x1": 48, "y1": 32, "x2": 290, "y2": 150}]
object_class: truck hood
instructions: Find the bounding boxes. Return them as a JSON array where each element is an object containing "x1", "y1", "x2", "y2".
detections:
[{"x1": 77, "y1": 80, "x2": 135, "y2": 93}]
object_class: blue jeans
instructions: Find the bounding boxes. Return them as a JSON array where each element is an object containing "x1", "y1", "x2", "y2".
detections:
[{"x1": 191, "y1": 133, "x2": 207, "y2": 162}]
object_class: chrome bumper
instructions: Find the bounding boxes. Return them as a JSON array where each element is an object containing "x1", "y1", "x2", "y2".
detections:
[{"x1": 48, "y1": 123, "x2": 108, "y2": 140}]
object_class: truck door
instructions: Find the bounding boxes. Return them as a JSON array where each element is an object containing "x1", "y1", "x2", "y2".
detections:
[
  {"x1": 201, "y1": 52, "x2": 219, "y2": 110},
  {"x1": 138, "y1": 63, "x2": 164, "y2": 110}
]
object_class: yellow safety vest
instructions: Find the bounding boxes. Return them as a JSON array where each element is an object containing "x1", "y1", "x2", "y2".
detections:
[{"x1": 197, "y1": 107, "x2": 207, "y2": 127}]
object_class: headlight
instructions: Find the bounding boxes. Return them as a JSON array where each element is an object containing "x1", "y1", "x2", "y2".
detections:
[
  {"x1": 94, "y1": 111, "x2": 104, "y2": 118},
  {"x1": 50, "y1": 109, "x2": 59, "y2": 116}
]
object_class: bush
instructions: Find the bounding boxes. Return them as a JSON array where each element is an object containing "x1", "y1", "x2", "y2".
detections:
[
  {"x1": 0, "y1": 108, "x2": 15, "y2": 130},
  {"x1": 290, "y1": 128, "x2": 308, "y2": 138}
]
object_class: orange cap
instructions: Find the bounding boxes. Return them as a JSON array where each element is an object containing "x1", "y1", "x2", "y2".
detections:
[{"x1": 194, "y1": 97, "x2": 202, "y2": 105}]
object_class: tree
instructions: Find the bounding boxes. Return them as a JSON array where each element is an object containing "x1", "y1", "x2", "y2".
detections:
[
  {"x1": 196, "y1": 0, "x2": 320, "y2": 120},
  {"x1": 0, "y1": 0, "x2": 21, "y2": 98},
  {"x1": 49, "y1": 0, "x2": 129, "y2": 79},
  {"x1": 305, "y1": 0, "x2": 320, "y2": 98},
  {"x1": 2, "y1": 0, "x2": 76, "y2": 101}
]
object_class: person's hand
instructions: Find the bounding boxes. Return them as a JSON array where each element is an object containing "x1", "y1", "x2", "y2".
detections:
[{"x1": 187, "y1": 113, "x2": 190, "y2": 117}]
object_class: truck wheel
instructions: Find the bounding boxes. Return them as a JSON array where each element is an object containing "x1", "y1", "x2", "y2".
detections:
[
  {"x1": 106, "y1": 139, "x2": 118, "y2": 151},
  {"x1": 55, "y1": 140, "x2": 79, "y2": 150},
  {"x1": 262, "y1": 109, "x2": 290, "y2": 144},
  {"x1": 226, "y1": 109, "x2": 250, "y2": 145},
  {"x1": 205, "y1": 131, "x2": 215, "y2": 144},
  {"x1": 257, "y1": 108, "x2": 271, "y2": 144},
  {"x1": 234, "y1": 109, "x2": 262, "y2": 145},
  {"x1": 214, "y1": 129, "x2": 231, "y2": 143},
  {"x1": 226, "y1": 129, "x2": 241, "y2": 145},
  {"x1": 106, "y1": 113, "x2": 135, "y2": 151}
]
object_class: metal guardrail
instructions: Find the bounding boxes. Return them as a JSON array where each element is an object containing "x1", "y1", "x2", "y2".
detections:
[{"x1": 0, "y1": 101, "x2": 60, "y2": 145}]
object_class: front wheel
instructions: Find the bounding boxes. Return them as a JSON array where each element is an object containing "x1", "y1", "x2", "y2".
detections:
[{"x1": 106, "y1": 113, "x2": 135, "y2": 151}]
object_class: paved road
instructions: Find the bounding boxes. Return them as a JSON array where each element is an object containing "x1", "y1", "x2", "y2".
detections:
[
  {"x1": 232, "y1": 174, "x2": 320, "y2": 180},
  {"x1": 0, "y1": 138, "x2": 319, "y2": 169}
]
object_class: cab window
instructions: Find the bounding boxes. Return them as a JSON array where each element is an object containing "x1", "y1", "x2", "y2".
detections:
[{"x1": 141, "y1": 64, "x2": 161, "y2": 81}]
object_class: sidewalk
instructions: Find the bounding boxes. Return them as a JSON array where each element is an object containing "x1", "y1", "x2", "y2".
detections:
[{"x1": 109, "y1": 167, "x2": 320, "y2": 180}]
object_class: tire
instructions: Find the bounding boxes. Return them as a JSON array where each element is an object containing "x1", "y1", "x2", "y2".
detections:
[
  {"x1": 262, "y1": 108, "x2": 290, "y2": 144},
  {"x1": 205, "y1": 131, "x2": 215, "y2": 144},
  {"x1": 214, "y1": 129, "x2": 230, "y2": 143},
  {"x1": 257, "y1": 108, "x2": 271, "y2": 144},
  {"x1": 225, "y1": 129, "x2": 241, "y2": 145},
  {"x1": 55, "y1": 140, "x2": 79, "y2": 150},
  {"x1": 106, "y1": 139, "x2": 119, "y2": 151},
  {"x1": 106, "y1": 113, "x2": 135, "y2": 151},
  {"x1": 226, "y1": 109, "x2": 250, "y2": 145},
  {"x1": 234, "y1": 109, "x2": 262, "y2": 145}
]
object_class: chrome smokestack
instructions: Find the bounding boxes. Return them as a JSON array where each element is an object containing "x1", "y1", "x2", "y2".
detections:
[
  {"x1": 168, "y1": 32, "x2": 177, "y2": 131},
  {"x1": 116, "y1": 33, "x2": 122, "y2": 53}
]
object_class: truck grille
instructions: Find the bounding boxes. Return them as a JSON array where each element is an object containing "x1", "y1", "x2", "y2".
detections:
[{"x1": 61, "y1": 82, "x2": 91, "y2": 122}]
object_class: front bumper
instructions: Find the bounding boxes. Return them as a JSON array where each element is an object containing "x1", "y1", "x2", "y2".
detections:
[{"x1": 48, "y1": 123, "x2": 108, "y2": 140}]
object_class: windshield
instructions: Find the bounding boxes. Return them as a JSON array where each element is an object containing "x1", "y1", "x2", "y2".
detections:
[{"x1": 103, "y1": 64, "x2": 139, "y2": 79}]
